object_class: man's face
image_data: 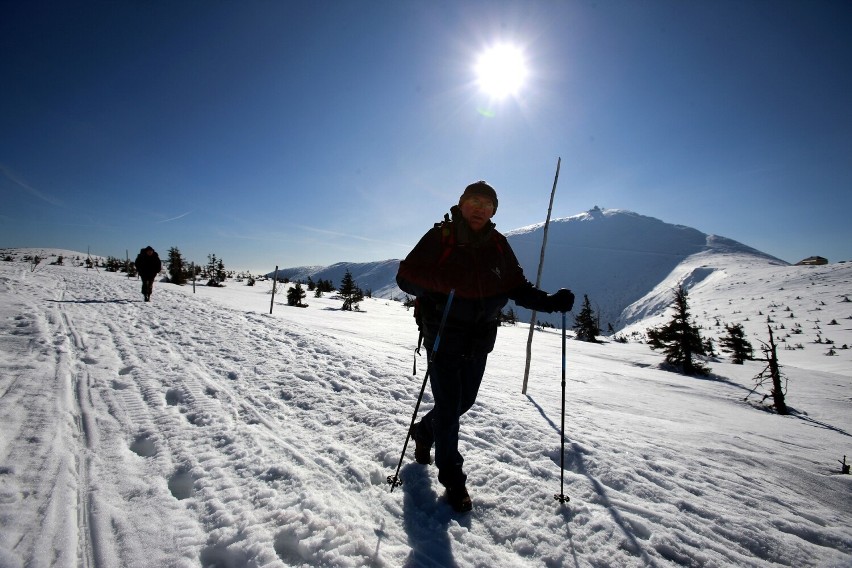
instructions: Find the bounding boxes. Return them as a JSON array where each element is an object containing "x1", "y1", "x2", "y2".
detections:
[{"x1": 459, "y1": 196, "x2": 495, "y2": 231}]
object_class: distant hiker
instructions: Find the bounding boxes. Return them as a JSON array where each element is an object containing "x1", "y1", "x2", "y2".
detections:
[
  {"x1": 135, "y1": 246, "x2": 162, "y2": 302},
  {"x1": 396, "y1": 180, "x2": 575, "y2": 512}
]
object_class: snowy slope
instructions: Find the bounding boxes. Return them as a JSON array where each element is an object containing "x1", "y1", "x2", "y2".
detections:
[
  {"x1": 1, "y1": 250, "x2": 851, "y2": 567},
  {"x1": 620, "y1": 251, "x2": 852, "y2": 375}
]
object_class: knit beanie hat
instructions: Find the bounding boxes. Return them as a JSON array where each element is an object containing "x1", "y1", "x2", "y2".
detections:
[{"x1": 458, "y1": 181, "x2": 498, "y2": 213}]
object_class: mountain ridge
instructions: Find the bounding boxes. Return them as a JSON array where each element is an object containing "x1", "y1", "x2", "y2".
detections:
[{"x1": 270, "y1": 208, "x2": 791, "y2": 330}]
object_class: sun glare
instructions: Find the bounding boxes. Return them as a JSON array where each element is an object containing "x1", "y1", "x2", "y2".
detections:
[{"x1": 474, "y1": 43, "x2": 527, "y2": 100}]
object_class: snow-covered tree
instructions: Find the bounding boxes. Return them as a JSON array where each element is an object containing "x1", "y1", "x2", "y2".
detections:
[
  {"x1": 167, "y1": 247, "x2": 187, "y2": 285},
  {"x1": 287, "y1": 282, "x2": 307, "y2": 307},
  {"x1": 646, "y1": 285, "x2": 709, "y2": 375},
  {"x1": 720, "y1": 323, "x2": 753, "y2": 364},
  {"x1": 573, "y1": 294, "x2": 600, "y2": 342},
  {"x1": 338, "y1": 270, "x2": 362, "y2": 311}
]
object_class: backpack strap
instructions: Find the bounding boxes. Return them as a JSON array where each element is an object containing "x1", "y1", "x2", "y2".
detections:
[
  {"x1": 413, "y1": 298, "x2": 423, "y2": 375},
  {"x1": 413, "y1": 331, "x2": 423, "y2": 375},
  {"x1": 437, "y1": 213, "x2": 455, "y2": 266}
]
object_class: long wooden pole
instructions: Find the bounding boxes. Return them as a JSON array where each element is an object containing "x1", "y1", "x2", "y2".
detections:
[
  {"x1": 269, "y1": 266, "x2": 279, "y2": 314},
  {"x1": 521, "y1": 157, "x2": 561, "y2": 394}
]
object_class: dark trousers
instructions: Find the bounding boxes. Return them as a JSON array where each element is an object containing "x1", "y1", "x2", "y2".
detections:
[
  {"x1": 141, "y1": 279, "x2": 155, "y2": 298},
  {"x1": 416, "y1": 351, "x2": 488, "y2": 488}
]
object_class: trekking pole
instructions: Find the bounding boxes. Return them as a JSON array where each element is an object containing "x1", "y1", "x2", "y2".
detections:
[
  {"x1": 388, "y1": 289, "x2": 456, "y2": 491},
  {"x1": 522, "y1": 156, "x2": 561, "y2": 395},
  {"x1": 554, "y1": 311, "x2": 570, "y2": 503}
]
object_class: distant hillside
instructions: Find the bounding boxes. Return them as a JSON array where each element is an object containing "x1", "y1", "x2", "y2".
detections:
[
  {"x1": 270, "y1": 260, "x2": 402, "y2": 299},
  {"x1": 0, "y1": 247, "x2": 105, "y2": 266},
  {"x1": 270, "y1": 208, "x2": 789, "y2": 331}
]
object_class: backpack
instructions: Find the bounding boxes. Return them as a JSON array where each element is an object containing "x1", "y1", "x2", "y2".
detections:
[{"x1": 412, "y1": 214, "x2": 454, "y2": 375}]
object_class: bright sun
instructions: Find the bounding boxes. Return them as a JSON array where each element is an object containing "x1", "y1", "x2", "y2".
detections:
[{"x1": 474, "y1": 43, "x2": 527, "y2": 99}]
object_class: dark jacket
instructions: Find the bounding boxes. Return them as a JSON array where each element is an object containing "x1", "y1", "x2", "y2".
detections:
[
  {"x1": 135, "y1": 249, "x2": 162, "y2": 280},
  {"x1": 397, "y1": 207, "x2": 551, "y2": 356}
]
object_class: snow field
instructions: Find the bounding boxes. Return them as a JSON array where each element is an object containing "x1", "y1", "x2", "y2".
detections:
[{"x1": 0, "y1": 256, "x2": 851, "y2": 567}]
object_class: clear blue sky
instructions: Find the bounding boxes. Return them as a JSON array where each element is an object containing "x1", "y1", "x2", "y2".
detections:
[{"x1": 2, "y1": 0, "x2": 850, "y2": 273}]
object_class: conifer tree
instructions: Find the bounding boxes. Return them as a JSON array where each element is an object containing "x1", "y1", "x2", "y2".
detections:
[
  {"x1": 573, "y1": 294, "x2": 600, "y2": 342},
  {"x1": 205, "y1": 253, "x2": 227, "y2": 283},
  {"x1": 206, "y1": 253, "x2": 217, "y2": 279},
  {"x1": 338, "y1": 269, "x2": 361, "y2": 311},
  {"x1": 720, "y1": 323, "x2": 753, "y2": 364},
  {"x1": 501, "y1": 307, "x2": 517, "y2": 326},
  {"x1": 104, "y1": 256, "x2": 125, "y2": 272},
  {"x1": 167, "y1": 247, "x2": 187, "y2": 285},
  {"x1": 286, "y1": 282, "x2": 307, "y2": 306},
  {"x1": 703, "y1": 337, "x2": 717, "y2": 357},
  {"x1": 315, "y1": 279, "x2": 334, "y2": 294},
  {"x1": 646, "y1": 285, "x2": 709, "y2": 375}
]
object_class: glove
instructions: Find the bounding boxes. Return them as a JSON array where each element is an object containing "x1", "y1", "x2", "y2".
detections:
[{"x1": 546, "y1": 289, "x2": 575, "y2": 313}]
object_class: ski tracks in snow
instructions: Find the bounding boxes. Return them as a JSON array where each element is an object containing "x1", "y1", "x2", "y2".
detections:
[
  {"x1": 0, "y1": 270, "x2": 104, "y2": 567},
  {"x1": 2, "y1": 267, "x2": 401, "y2": 567}
]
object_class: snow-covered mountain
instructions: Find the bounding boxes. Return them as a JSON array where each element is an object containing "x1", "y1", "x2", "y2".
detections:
[
  {"x1": 504, "y1": 207, "x2": 787, "y2": 329},
  {"x1": 271, "y1": 208, "x2": 793, "y2": 330}
]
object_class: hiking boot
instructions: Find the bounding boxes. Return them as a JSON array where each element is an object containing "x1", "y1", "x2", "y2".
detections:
[
  {"x1": 446, "y1": 485, "x2": 472, "y2": 513},
  {"x1": 410, "y1": 425, "x2": 432, "y2": 465}
]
